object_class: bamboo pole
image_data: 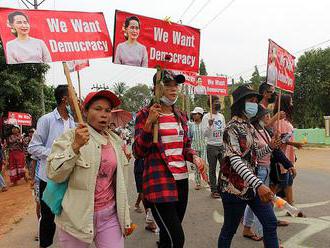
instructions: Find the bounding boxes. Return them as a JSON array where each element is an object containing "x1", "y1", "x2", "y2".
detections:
[
  {"x1": 62, "y1": 62, "x2": 83, "y2": 124},
  {"x1": 77, "y1": 70, "x2": 81, "y2": 101},
  {"x1": 276, "y1": 90, "x2": 282, "y2": 137},
  {"x1": 153, "y1": 67, "x2": 162, "y2": 143},
  {"x1": 209, "y1": 95, "x2": 213, "y2": 120}
]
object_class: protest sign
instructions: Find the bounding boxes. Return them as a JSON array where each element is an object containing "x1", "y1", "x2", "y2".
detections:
[
  {"x1": 0, "y1": 8, "x2": 112, "y2": 64},
  {"x1": 193, "y1": 75, "x2": 228, "y2": 96},
  {"x1": 113, "y1": 10, "x2": 200, "y2": 72},
  {"x1": 267, "y1": 39, "x2": 295, "y2": 92}
]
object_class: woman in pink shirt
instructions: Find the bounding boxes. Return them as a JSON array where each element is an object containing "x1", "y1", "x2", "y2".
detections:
[{"x1": 273, "y1": 94, "x2": 303, "y2": 213}]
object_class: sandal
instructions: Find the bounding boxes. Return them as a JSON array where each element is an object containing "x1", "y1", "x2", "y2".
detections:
[
  {"x1": 243, "y1": 234, "x2": 263, "y2": 241},
  {"x1": 277, "y1": 220, "x2": 289, "y2": 226}
]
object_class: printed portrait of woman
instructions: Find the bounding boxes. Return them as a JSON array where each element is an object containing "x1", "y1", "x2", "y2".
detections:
[
  {"x1": 114, "y1": 16, "x2": 148, "y2": 67},
  {"x1": 267, "y1": 45, "x2": 278, "y2": 86},
  {"x1": 6, "y1": 11, "x2": 52, "y2": 64}
]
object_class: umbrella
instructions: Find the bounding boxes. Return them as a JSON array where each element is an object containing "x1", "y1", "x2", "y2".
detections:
[{"x1": 110, "y1": 109, "x2": 132, "y2": 128}]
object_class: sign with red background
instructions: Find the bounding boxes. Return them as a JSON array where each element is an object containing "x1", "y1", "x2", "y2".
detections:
[
  {"x1": 113, "y1": 10, "x2": 200, "y2": 72},
  {"x1": 6, "y1": 112, "x2": 32, "y2": 126},
  {"x1": 267, "y1": 39, "x2": 295, "y2": 92},
  {"x1": 193, "y1": 75, "x2": 228, "y2": 96},
  {"x1": 0, "y1": 8, "x2": 112, "y2": 64}
]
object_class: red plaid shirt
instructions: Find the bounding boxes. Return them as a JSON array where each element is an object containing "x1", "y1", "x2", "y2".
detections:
[{"x1": 133, "y1": 107, "x2": 196, "y2": 203}]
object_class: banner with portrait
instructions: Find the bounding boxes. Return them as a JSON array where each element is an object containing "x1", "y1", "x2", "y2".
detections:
[
  {"x1": 266, "y1": 39, "x2": 295, "y2": 92},
  {"x1": 0, "y1": 8, "x2": 112, "y2": 64},
  {"x1": 113, "y1": 10, "x2": 200, "y2": 72},
  {"x1": 193, "y1": 75, "x2": 228, "y2": 96}
]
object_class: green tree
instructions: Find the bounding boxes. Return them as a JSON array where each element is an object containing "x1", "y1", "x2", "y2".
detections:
[
  {"x1": 0, "y1": 41, "x2": 50, "y2": 126},
  {"x1": 193, "y1": 59, "x2": 209, "y2": 111},
  {"x1": 250, "y1": 65, "x2": 262, "y2": 90},
  {"x1": 121, "y1": 84, "x2": 152, "y2": 113},
  {"x1": 111, "y1": 82, "x2": 128, "y2": 102},
  {"x1": 293, "y1": 48, "x2": 330, "y2": 128}
]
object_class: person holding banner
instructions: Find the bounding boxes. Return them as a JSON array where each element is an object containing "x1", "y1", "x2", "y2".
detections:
[
  {"x1": 133, "y1": 70, "x2": 207, "y2": 248},
  {"x1": 218, "y1": 85, "x2": 281, "y2": 248},
  {"x1": 202, "y1": 96, "x2": 226, "y2": 199},
  {"x1": 28, "y1": 85, "x2": 75, "y2": 248},
  {"x1": 8, "y1": 125, "x2": 26, "y2": 186},
  {"x1": 273, "y1": 94, "x2": 304, "y2": 217},
  {"x1": 47, "y1": 90, "x2": 131, "y2": 248},
  {"x1": 114, "y1": 16, "x2": 148, "y2": 67},
  {"x1": 6, "y1": 11, "x2": 52, "y2": 64},
  {"x1": 258, "y1": 83, "x2": 286, "y2": 128}
]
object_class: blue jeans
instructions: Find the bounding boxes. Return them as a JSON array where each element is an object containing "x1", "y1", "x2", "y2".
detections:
[
  {"x1": 218, "y1": 192, "x2": 278, "y2": 248},
  {"x1": 243, "y1": 166, "x2": 270, "y2": 234}
]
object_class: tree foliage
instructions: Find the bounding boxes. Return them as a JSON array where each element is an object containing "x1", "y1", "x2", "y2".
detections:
[
  {"x1": 120, "y1": 84, "x2": 152, "y2": 113},
  {"x1": 293, "y1": 47, "x2": 330, "y2": 128}
]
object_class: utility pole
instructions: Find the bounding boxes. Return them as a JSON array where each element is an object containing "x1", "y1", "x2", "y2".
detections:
[{"x1": 20, "y1": 0, "x2": 47, "y2": 114}]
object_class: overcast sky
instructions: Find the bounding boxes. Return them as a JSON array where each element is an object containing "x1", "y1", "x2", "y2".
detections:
[{"x1": 1, "y1": 0, "x2": 329, "y2": 97}]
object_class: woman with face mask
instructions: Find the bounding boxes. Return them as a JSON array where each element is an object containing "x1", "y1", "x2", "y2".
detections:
[
  {"x1": 218, "y1": 86, "x2": 282, "y2": 248},
  {"x1": 6, "y1": 11, "x2": 52, "y2": 64},
  {"x1": 241, "y1": 105, "x2": 286, "y2": 241},
  {"x1": 114, "y1": 15, "x2": 148, "y2": 67},
  {"x1": 133, "y1": 70, "x2": 207, "y2": 248}
]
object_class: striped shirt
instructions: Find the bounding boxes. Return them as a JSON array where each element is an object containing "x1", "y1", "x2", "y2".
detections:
[{"x1": 159, "y1": 113, "x2": 188, "y2": 180}]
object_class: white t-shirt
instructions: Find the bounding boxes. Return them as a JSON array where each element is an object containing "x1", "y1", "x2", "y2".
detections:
[
  {"x1": 201, "y1": 112, "x2": 226, "y2": 146},
  {"x1": 63, "y1": 119, "x2": 70, "y2": 132}
]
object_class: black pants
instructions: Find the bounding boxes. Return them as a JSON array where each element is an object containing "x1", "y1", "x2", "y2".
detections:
[
  {"x1": 150, "y1": 179, "x2": 189, "y2": 248},
  {"x1": 39, "y1": 180, "x2": 56, "y2": 247}
]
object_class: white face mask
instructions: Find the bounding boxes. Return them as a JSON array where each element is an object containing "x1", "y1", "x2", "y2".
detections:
[{"x1": 160, "y1": 95, "x2": 178, "y2": 106}]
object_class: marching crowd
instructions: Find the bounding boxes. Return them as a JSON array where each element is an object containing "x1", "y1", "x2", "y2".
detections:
[{"x1": 0, "y1": 70, "x2": 305, "y2": 248}]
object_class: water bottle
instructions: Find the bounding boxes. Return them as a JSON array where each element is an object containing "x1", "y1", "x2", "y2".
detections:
[{"x1": 273, "y1": 195, "x2": 300, "y2": 217}]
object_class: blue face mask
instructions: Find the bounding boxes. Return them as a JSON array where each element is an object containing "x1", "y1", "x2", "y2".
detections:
[
  {"x1": 244, "y1": 102, "x2": 258, "y2": 119},
  {"x1": 66, "y1": 104, "x2": 74, "y2": 116}
]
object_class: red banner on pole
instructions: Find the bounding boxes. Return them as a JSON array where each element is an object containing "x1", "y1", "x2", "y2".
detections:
[
  {"x1": 67, "y1": 59, "x2": 90, "y2": 72},
  {"x1": 0, "y1": 8, "x2": 112, "y2": 64},
  {"x1": 266, "y1": 39, "x2": 295, "y2": 92},
  {"x1": 5, "y1": 112, "x2": 32, "y2": 126},
  {"x1": 113, "y1": 10, "x2": 200, "y2": 72},
  {"x1": 193, "y1": 76, "x2": 228, "y2": 96}
]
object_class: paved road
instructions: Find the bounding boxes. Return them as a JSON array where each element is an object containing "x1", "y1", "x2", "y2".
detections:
[{"x1": 1, "y1": 149, "x2": 330, "y2": 248}]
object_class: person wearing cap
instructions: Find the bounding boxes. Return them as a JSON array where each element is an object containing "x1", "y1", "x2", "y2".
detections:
[
  {"x1": 218, "y1": 85, "x2": 282, "y2": 248},
  {"x1": 28, "y1": 85, "x2": 75, "y2": 248},
  {"x1": 7, "y1": 125, "x2": 26, "y2": 186},
  {"x1": 133, "y1": 70, "x2": 207, "y2": 248},
  {"x1": 47, "y1": 90, "x2": 131, "y2": 247},
  {"x1": 201, "y1": 95, "x2": 226, "y2": 199},
  {"x1": 189, "y1": 107, "x2": 207, "y2": 190}
]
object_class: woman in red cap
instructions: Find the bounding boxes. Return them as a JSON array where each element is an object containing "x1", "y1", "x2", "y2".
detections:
[
  {"x1": 133, "y1": 70, "x2": 207, "y2": 248},
  {"x1": 47, "y1": 90, "x2": 132, "y2": 248}
]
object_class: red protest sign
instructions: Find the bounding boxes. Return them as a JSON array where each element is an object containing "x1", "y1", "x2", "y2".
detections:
[
  {"x1": 193, "y1": 76, "x2": 228, "y2": 96},
  {"x1": 6, "y1": 112, "x2": 32, "y2": 126},
  {"x1": 0, "y1": 8, "x2": 112, "y2": 64},
  {"x1": 67, "y1": 59, "x2": 90, "y2": 72},
  {"x1": 113, "y1": 10, "x2": 200, "y2": 72},
  {"x1": 267, "y1": 39, "x2": 295, "y2": 92}
]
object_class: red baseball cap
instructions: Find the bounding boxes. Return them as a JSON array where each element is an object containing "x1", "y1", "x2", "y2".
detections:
[{"x1": 83, "y1": 90, "x2": 121, "y2": 109}]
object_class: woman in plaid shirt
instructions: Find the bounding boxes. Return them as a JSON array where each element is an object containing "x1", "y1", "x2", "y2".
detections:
[{"x1": 133, "y1": 70, "x2": 207, "y2": 248}]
